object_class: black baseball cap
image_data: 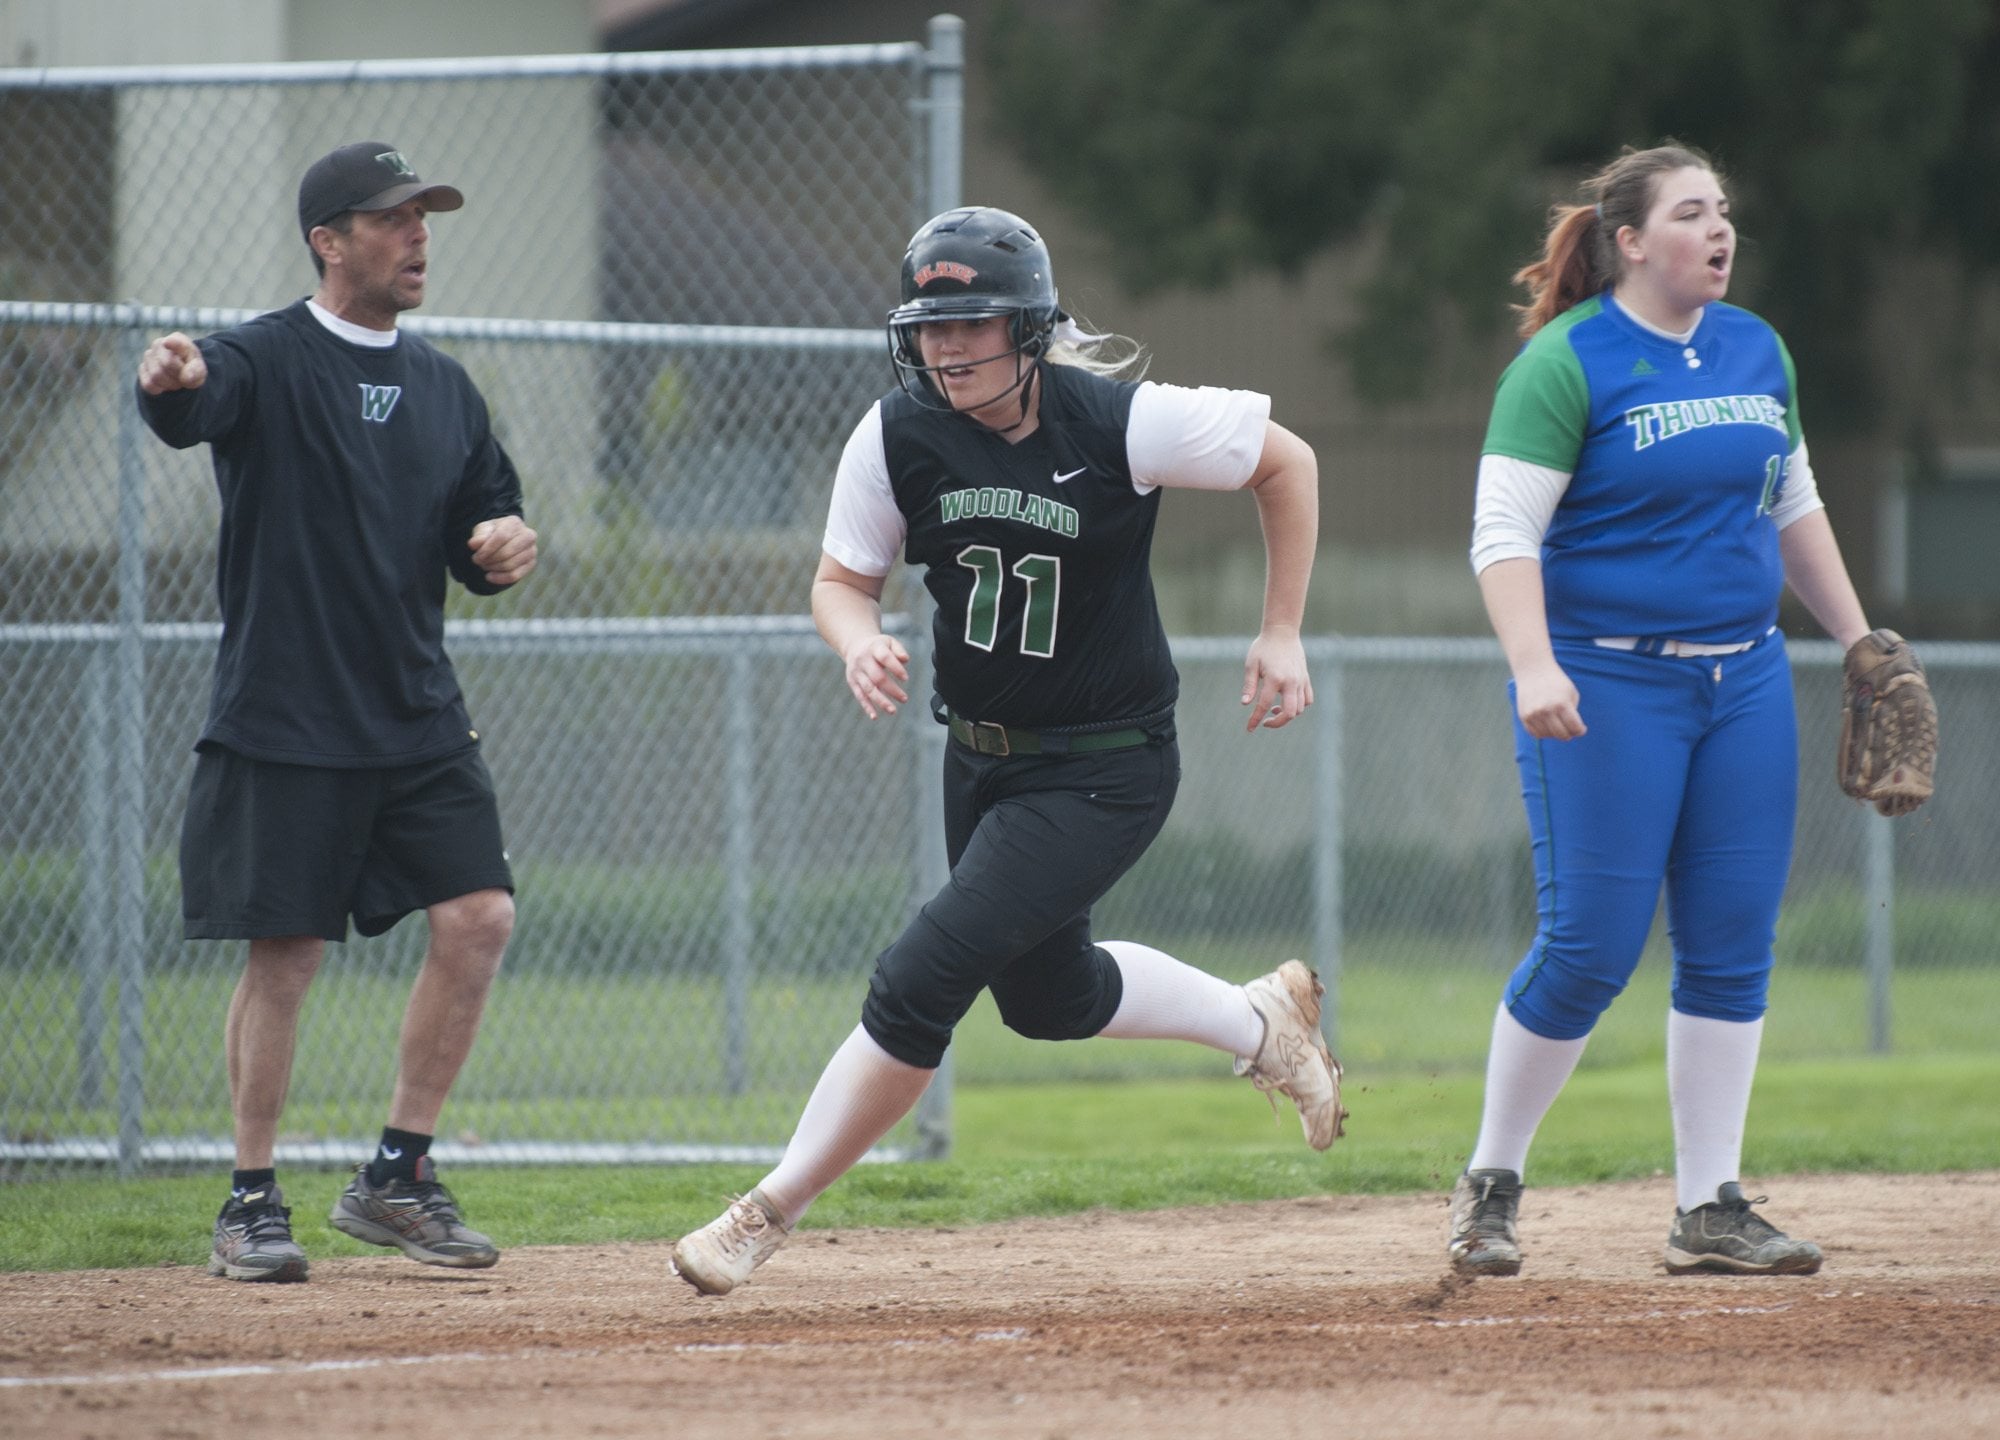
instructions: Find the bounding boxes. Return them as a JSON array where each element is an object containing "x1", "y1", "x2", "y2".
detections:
[{"x1": 297, "y1": 141, "x2": 464, "y2": 238}]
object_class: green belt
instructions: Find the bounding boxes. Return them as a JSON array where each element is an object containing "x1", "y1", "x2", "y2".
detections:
[{"x1": 946, "y1": 712, "x2": 1151, "y2": 758}]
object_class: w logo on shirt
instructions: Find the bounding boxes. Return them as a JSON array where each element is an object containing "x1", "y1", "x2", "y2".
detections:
[{"x1": 359, "y1": 384, "x2": 402, "y2": 423}]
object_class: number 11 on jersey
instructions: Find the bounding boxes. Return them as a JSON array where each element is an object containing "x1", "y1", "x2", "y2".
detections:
[{"x1": 957, "y1": 545, "x2": 1061, "y2": 658}]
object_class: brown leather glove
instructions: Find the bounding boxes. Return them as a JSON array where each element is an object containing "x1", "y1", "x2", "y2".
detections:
[{"x1": 1838, "y1": 630, "x2": 1938, "y2": 817}]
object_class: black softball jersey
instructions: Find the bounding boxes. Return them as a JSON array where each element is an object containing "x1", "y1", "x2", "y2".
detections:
[
  {"x1": 136, "y1": 300, "x2": 524, "y2": 768},
  {"x1": 824, "y1": 362, "x2": 1270, "y2": 730}
]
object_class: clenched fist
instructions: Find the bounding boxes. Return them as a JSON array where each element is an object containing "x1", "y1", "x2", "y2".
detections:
[
  {"x1": 138, "y1": 333, "x2": 207, "y2": 394},
  {"x1": 469, "y1": 516, "x2": 538, "y2": 587}
]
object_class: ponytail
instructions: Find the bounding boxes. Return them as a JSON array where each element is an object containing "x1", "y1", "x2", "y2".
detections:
[
  {"x1": 1510, "y1": 142, "x2": 1721, "y2": 339},
  {"x1": 1511, "y1": 204, "x2": 1609, "y2": 338}
]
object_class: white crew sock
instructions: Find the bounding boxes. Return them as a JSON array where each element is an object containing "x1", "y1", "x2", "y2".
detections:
[
  {"x1": 1094, "y1": 940, "x2": 1266, "y2": 1058},
  {"x1": 1465, "y1": 1003, "x2": 1590, "y2": 1176},
  {"x1": 755, "y1": 1024, "x2": 933, "y2": 1227},
  {"x1": 1667, "y1": 1008, "x2": 1764, "y2": 1212}
]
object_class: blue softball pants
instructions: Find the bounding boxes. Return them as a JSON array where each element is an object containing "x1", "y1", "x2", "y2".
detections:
[{"x1": 1502, "y1": 631, "x2": 1797, "y2": 1041}]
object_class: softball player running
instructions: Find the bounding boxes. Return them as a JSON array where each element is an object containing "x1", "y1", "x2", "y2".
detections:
[
  {"x1": 673, "y1": 207, "x2": 1342, "y2": 1296},
  {"x1": 1450, "y1": 143, "x2": 1891, "y2": 1278}
]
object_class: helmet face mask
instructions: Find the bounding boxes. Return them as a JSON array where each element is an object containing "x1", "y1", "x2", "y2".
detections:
[{"x1": 887, "y1": 207, "x2": 1059, "y2": 414}]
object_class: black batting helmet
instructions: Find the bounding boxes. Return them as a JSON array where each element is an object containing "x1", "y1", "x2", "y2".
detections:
[{"x1": 887, "y1": 207, "x2": 1060, "y2": 410}]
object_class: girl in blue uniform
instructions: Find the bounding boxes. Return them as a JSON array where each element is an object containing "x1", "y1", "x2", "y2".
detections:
[{"x1": 1448, "y1": 144, "x2": 1881, "y2": 1277}]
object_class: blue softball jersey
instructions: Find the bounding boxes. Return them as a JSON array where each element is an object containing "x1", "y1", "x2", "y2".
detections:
[{"x1": 1481, "y1": 294, "x2": 1804, "y2": 645}]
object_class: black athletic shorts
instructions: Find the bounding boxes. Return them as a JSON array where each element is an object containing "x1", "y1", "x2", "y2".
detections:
[{"x1": 180, "y1": 742, "x2": 515, "y2": 942}]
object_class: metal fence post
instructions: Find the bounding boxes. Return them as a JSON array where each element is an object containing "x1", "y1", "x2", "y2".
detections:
[
  {"x1": 78, "y1": 642, "x2": 111, "y2": 1111},
  {"x1": 1313, "y1": 642, "x2": 1345, "y2": 1053},
  {"x1": 921, "y1": 14, "x2": 963, "y2": 223},
  {"x1": 1863, "y1": 807, "x2": 1895, "y2": 1054},
  {"x1": 907, "y1": 10, "x2": 963, "y2": 1162},
  {"x1": 905, "y1": 660, "x2": 952, "y2": 1158},
  {"x1": 724, "y1": 650, "x2": 756, "y2": 1093},
  {"x1": 905, "y1": 596, "x2": 952, "y2": 1159},
  {"x1": 112, "y1": 314, "x2": 150, "y2": 1176}
]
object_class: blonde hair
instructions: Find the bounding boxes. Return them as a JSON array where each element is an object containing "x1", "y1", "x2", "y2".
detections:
[
  {"x1": 1045, "y1": 314, "x2": 1150, "y2": 380},
  {"x1": 1512, "y1": 142, "x2": 1722, "y2": 337}
]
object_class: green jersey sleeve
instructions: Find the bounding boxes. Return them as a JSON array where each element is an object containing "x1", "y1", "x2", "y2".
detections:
[
  {"x1": 1775, "y1": 331, "x2": 1804, "y2": 449},
  {"x1": 1481, "y1": 329, "x2": 1589, "y2": 471}
]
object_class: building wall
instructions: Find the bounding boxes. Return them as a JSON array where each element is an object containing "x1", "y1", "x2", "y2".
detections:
[
  {"x1": 286, "y1": 0, "x2": 595, "y2": 59},
  {"x1": 0, "y1": 0, "x2": 594, "y2": 66},
  {"x1": 0, "y1": 0, "x2": 602, "y2": 555},
  {"x1": 0, "y1": 0, "x2": 284, "y2": 66}
]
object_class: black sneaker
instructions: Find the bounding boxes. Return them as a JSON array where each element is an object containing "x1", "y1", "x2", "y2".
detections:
[
  {"x1": 1664, "y1": 1182, "x2": 1823, "y2": 1275},
  {"x1": 1447, "y1": 1168, "x2": 1523, "y2": 1277},
  {"x1": 208, "y1": 1184, "x2": 309, "y2": 1282},
  {"x1": 329, "y1": 1156, "x2": 500, "y2": 1268}
]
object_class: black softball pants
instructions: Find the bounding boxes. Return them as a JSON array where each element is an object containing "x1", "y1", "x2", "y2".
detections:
[{"x1": 859, "y1": 734, "x2": 1181, "y2": 1069}]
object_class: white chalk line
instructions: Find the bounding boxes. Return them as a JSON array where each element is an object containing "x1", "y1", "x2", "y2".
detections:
[
  {"x1": 2, "y1": 1351, "x2": 518, "y2": 1391},
  {"x1": 0, "y1": 1297, "x2": 1931, "y2": 1393}
]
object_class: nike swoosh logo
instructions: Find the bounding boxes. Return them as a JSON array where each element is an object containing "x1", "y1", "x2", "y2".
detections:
[
  {"x1": 380, "y1": 1146, "x2": 403, "y2": 1160},
  {"x1": 1053, "y1": 467, "x2": 1086, "y2": 484}
]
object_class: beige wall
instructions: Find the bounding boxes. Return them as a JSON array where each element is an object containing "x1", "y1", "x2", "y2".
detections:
[
  {"x1": 4, "y1": 1, "x2": 603, "y2": 553},
  {"x1": 10, "y1": 0, "x2": 599, "y2": 319},
  {"x1": 0, "y1": 0, "x2": 284, "y2": 66},
  {"x1": 286, "y1": 0, "x2": 595, "y2": 59},
  {"x1": 0, "y1": 0, "x2": 593, "y2": 66}
]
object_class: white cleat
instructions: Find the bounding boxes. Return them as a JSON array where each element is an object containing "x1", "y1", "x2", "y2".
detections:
[
  {"x1": 1236, "y1": 960, "x2": 1347, "y2": 1150},
  {"x1": 671, "y1": 1189, "x2": 792, "y2": 1296}
]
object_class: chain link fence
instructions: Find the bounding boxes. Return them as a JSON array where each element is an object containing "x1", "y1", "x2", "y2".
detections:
[
  {"x1": 0, "y1": 26, "x2": 964, "y2": 1179},
  {"x1": 4, "y1": 28, "x2": 1995, "y2": 1182}
]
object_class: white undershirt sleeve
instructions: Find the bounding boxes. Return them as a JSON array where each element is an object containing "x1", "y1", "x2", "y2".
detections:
[
  {"x1": 1471, "y1": 439, "x2": 1826, "y2": 574},
  {"x1": 1769, "y1": 439, "x2": 1825, "y2": 530},
  {"x1": 819, "y1": 402, "x2": 903, "y2": 577},
  {"x1": 1125, "y1": 381, "x2": 1272, "y2": 494},
  {"x1": 1470, "y1": 453, "x2": 1571, "y2": 574}
]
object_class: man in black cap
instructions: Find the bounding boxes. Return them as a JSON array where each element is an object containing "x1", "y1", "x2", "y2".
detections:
[{"x1": 135, "y1": 141, "x2": 537, "y2": 1283}]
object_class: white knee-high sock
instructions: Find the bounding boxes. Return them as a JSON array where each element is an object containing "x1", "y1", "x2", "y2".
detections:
[
  {"x1": 756, "y1": 1024, "x2": 933, "y2": 1227},
  {"x1": 1094, "y1": 940, "x2": 1266, "y2": 1058},
  {"x1": 1667, "y1": 1008, "x2": 1764, "y2": 1212},
  {"x1": 1466, "y1": 1003, "x2": 1590, "y2": 1176}
]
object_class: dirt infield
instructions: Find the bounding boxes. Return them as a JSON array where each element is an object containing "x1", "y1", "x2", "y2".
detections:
[{"x1": 3, "y1": 1170, "x2": 1993, "y2": 1439}]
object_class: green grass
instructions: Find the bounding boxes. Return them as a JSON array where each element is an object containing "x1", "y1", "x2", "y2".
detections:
[
  {"x1": 7, "y1": 893, "x2": 1996, "y2": 1273},
  {"x1": 10, "y1": 946, "x2": 1993, "y2": 1115},
  {"x1": 3, "y1": 1052, "x2": 1993, "y2": 1273}
]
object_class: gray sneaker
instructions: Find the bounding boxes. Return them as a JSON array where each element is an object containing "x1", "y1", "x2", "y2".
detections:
[
  {"x1": 329, "y1": 1156, "x2": 500, "y2": 1268},
  {"x1": 1447, "y1": 1168, "x2": 1524, "y2": 1277},
  {"x1": 671, "y1": 1190, "x2": 792, "y2": 1296},
  {"x1": 1664, "y1": 1182, "x2": 1823, "y2": 1275},
  {"x1": 1235, "y1": 960, "x2": 1347, "y2": 1150},
  {"x1": 208, "y1": 1183, "x2": 309, "y2": 1282}
]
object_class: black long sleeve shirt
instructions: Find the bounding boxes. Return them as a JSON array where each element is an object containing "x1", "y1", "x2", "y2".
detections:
[{"x1": 137, "y1": 300, "x2": 525, "y2": 767}]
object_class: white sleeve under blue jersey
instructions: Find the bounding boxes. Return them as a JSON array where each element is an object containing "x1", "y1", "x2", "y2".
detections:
[
  {"x1": 1471, "y1": 440, "x2": 1824, "y2": 574},
  {"x1": 1479, "y1": 294, "x2": 1810, "y2": 645}
]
